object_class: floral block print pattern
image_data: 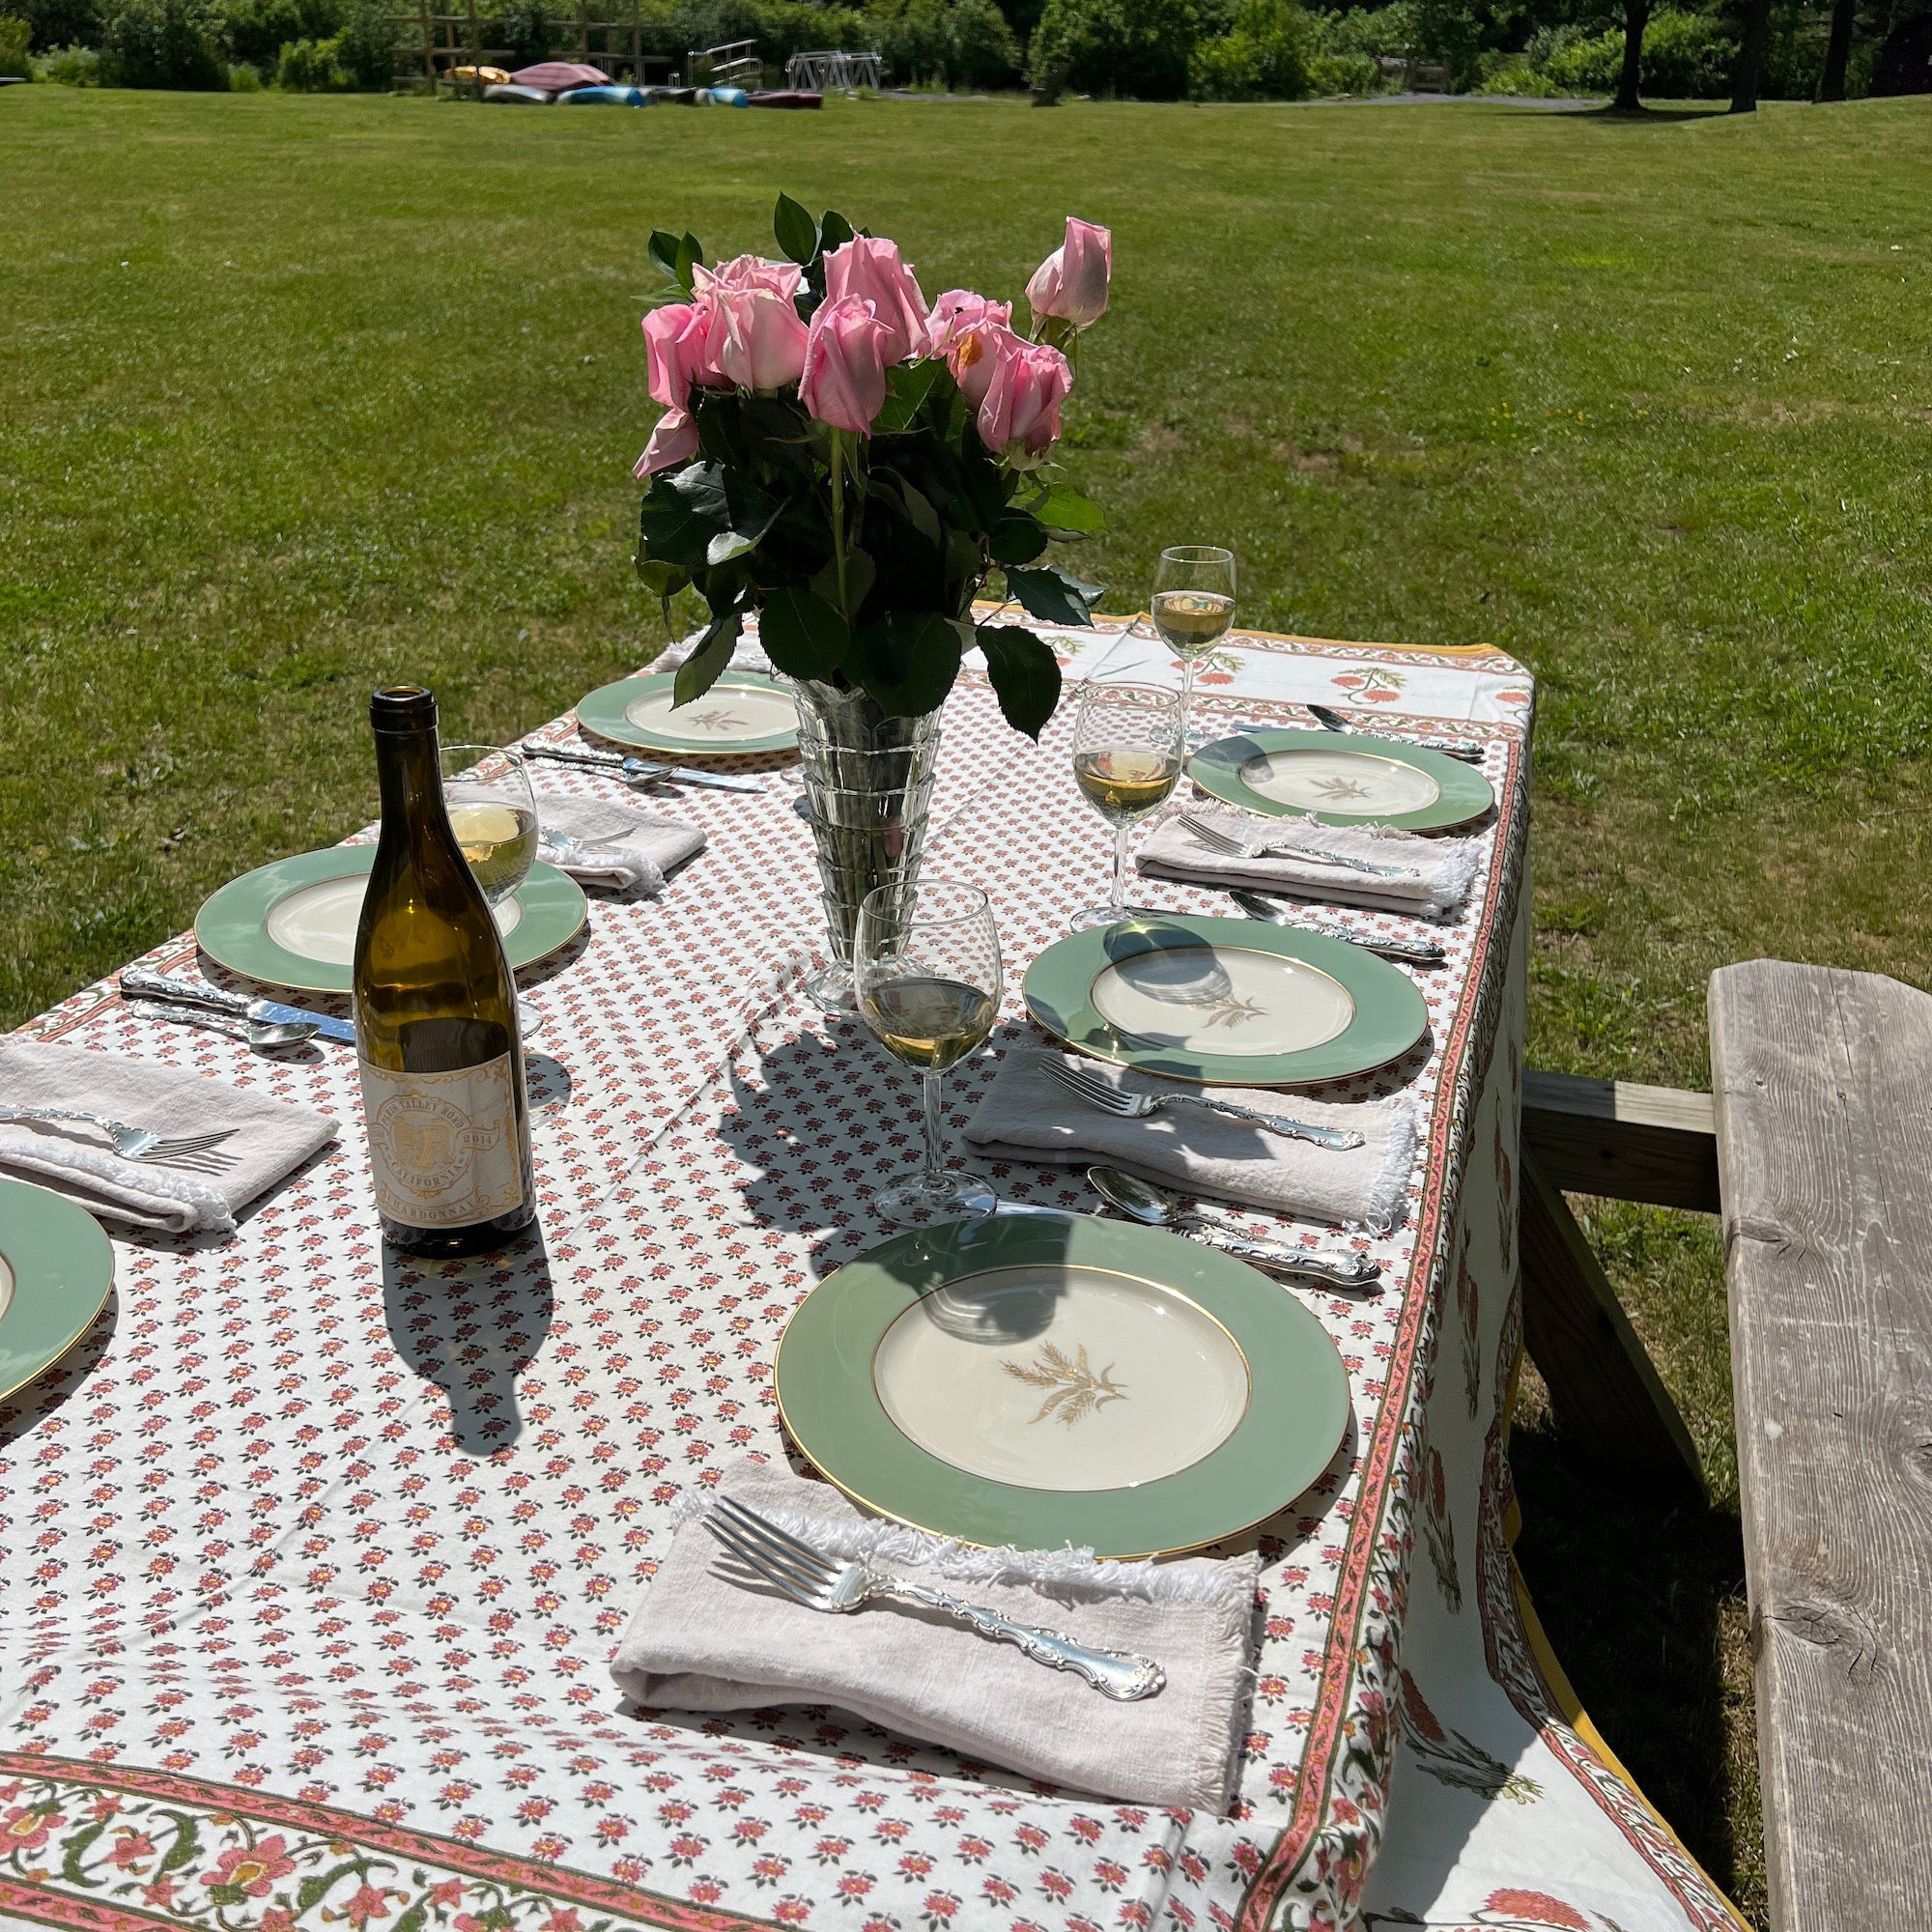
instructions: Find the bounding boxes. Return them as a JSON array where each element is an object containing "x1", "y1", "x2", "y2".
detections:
[
  {"x1": 3, "y1": 621, "x2": 1532, "y2": 1932},
  {"x1": 1357, "y1": 895, "x2": 1749, "y2": 1932}
]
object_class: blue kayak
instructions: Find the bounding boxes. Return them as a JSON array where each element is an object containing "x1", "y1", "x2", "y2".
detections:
[{"x1": 559, "y1": 84, "x2": 649, "y2": 104}]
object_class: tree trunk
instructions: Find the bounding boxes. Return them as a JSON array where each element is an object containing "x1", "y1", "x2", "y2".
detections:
[
  {"x1": 1614, "y1": 0, "x2": 1650, "y2": 108},
  {"x1": 1730, "y1": 0, "x2": 1772, "y2": 110},
  {"x1": 1816, "y1": 0, "x2": 1855, "y2": 99}
]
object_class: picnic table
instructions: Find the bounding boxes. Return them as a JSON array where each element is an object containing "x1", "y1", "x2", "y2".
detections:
[{"x1": 0, "y1": 618, "x2": 1737, "y2": 1929}]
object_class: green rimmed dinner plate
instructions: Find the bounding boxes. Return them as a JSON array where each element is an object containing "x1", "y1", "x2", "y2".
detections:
[
  {"x1": 776, "y1": 1210, "x2": 1350, "y2": 1557},
  {"x1": 0, "y1": 1178, "x2": 114, "y2": 1405},
  {"x1": 577, "y1": 668, "x2": 797, "y2": 756},
  {"x1": 1191, "y1": 726, "x2": 1493, "y2": 832},
  {"x1": 195, "y1": 847, "x2": 587, "y2": 996},
  {"x1": 1024, "y1": 912, "x2": 1428, "y2": 1089}
]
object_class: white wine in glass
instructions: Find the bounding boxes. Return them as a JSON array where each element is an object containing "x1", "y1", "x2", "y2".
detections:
[
  {"x1": 1068, "y1": 679, "x2": 1184, "y2": 932},
  {"x1": 855, "y1": 879, "x2": 1002, "y2": 1227},
  {"x1": 1151, "y1": 545, "x2": 1236, "y2": 756},
  {"x1": 440, "y1": 743, "x2": 541, "y2": 1037}
]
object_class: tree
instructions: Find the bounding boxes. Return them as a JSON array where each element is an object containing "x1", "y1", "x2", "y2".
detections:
[
  {"x1": 1816, "y1": 0, "x2": 1856, "y2": 99},
  {"x1": 1613, "y1": 0, "x2": 1648, "y2": 106},
  {"x1": 1729, "y1": 0, "x2": 1771, "y2": 108}
]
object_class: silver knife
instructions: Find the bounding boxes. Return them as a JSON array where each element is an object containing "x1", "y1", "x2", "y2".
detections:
[
  {"x1": 1306, "y1": 702, "x2": 1485, "y2": 764},
  {"x1": 521, "y1": 741, "x2": 767, "y2": 793},
  {"x1": 121, "y1": 966, "x2": 355, "y2": 1044},
  {"x1": 1230, "y1": 890, "x2": 1447, "y2": 966}
]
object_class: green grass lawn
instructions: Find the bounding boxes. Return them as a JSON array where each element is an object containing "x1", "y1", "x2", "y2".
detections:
[{"x1": 7, "y1": 82, "x2": 1932, "y2": 1925}]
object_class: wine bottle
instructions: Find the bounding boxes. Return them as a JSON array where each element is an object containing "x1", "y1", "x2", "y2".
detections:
[{"x1": 353, "y1": 686, "x2": 535, "y2": 1257}]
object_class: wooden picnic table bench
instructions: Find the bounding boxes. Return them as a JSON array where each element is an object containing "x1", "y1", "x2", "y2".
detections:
[{"x1": 1520, "y1": 958, "x2": 1932, "y2": 1931}]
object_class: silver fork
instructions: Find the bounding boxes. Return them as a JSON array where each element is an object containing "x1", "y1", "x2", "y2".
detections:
[
  {"x1": 1179, "y1": 812, "x2": 1413, "y2": 880},
  {"x1": 1305, "y1": 702, "x2": 1486, "y2": 764},
  {"x1": 1046, "y1": 1058, "x2": 1364, "y2": 1151},
  {"x1": 702, "y1": 1493, "x2": 1166, "y2": 1701},
  {"x1": 0, "y1": 1105, "x2": 240, "y2": 1168}
]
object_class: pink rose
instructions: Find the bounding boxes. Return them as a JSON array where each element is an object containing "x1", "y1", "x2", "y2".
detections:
[
  {"x1": 634, "y1": 408, "x2": 698, "y2": 476},
  {"x1": 822, "y1": 235, "x2": 929, "y2": 364},
  {"x1": 924, "y1": 288, "x2": 1011, "y2": 356},
  {"x1": 709, "y1": 285, "x2": 810, "y2": 390},
  {"x1": 1025, "y1": 217, "x2": 1112, "y2": 329},
  {"x1": 977, "y1": 337, "x2": 1072, "y2": 461},
  {"x1": 640, "y1": 301, "x2": 720, "y2": 409},
  {"x1": 799, "y1": 296, "x2": 893, "y2": 435},
  {"x1": 694, "y1": 253, "x2": 805, "y2": 302}
]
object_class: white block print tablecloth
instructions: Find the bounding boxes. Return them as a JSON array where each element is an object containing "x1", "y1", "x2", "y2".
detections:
[{"x1": 0, "y1": 621, "x2": 1722, "y2": 1932}]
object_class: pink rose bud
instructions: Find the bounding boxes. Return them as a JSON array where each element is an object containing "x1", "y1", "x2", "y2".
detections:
[
  {"x1": 799, "y1": 296, "x2": 894, "y2": 435},
  {"x1": 641, "y1": 300, "x2": 722, "y2": 409},
  {"x1": 1025, "y1": 217, "x2": 1112, "y2": 329},
  {"x1": 822, "y1": 235, "x2": 930, "y2": 365},
  {"x1": 695, "y1": 253, "x2": 807, "y2": 303},
  {"x1": 709, "y1": 285, "x2": 810, "y2": 391},
  {"x1": 978, "y1": 336, "x2": 1073, "y2": 462},
  {"x1": 634, "y1": 408, "x2": 698, "y2": 476}
]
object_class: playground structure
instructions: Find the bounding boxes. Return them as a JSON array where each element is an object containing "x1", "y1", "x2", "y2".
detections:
[
  {"x1": 395, "y1": 1, "x2": 682, "y2": 89},
  {"x1": 783, "y1": 49, "x2": 884, "y2": 89},
  {"x1": 689, "y1": 39, "x2": 761, "y2": 88}
]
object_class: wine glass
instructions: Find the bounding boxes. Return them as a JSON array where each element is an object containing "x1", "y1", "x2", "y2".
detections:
[
  {"x1": 440, "y1": 744, "x2": 540, "y2": 1033},
  {"x1": 1151, "y1": 545, "x2": 1236, "y2": 757},
  {"x1": 854, "y1": 879, "x2": 1002, "y2": 1227},
  {"x1": 440, "y1": 745, "x2": 539, "y2": 912},
  {"x1": 1068, "y1": 677, "x2": 1184, "y2": 932}
]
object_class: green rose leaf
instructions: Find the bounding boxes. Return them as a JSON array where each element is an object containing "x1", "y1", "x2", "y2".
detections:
[
  {"x1": 648, "y1": 229, "x2": 704, "y2": 294},
  {"x1": 635, "y1": 557, "x2": 690, "y2": 599},
  {"x1": 773, "y1": 192, "x2": 818, "y2": 266},
  {"x1": 1030, "y1": 482, "x2": 1106, "y2": 535},
  {"x1": 639, "y1": 465, "x2": 724, "y2": 570},
  {"x1": 988, "y1": 514, "x2": 1048, "y2": 566},
  {"x1": 1005, "y1": 565, "x2": 1100, "y2": 628},
  {"x1": 706, "y1": 498, "x2": 781, "y2": 568},
  {"x1": 874, "y1": 360, "x2": 946, "y2": 436},
  {"x1": 979, "y1": 624, "x2": 1063, "y2": 741},
  {"x1": 673, "y1": 607, "x2": 742, "y2": 708},
  {"x1": 818, "y1": 209, "x2": 856, "y2": 252},
  {"x1": 810, "y1": 548, "x2": 876, "y2": 619},
  {"x1": 851, "y1": 609, "x2": 962, "y2": 718},
  {"x1": 760, "y1": 586, "x2": 850, "y2": 682}
]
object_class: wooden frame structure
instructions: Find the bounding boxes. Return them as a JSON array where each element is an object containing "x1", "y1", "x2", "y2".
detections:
[
  {"x1": 394, "y1": 0, "x2": 680, "y2": 89},
  {"x1": 1522, "y1": 959, "x2": 1932, "y2": 1929}
]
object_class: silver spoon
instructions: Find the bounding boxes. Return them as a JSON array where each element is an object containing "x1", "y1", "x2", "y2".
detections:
[
  {"x1": 1305, "y1": 702, "x2": 1485, "y2": 764},
  {"x1": 1229, "y1": 890, "x2": 1447, "y2": 966},
  {"x1": 1084, "y1": 1166, "x2": 1380, "y2": 1293},
  {"x1": 145, "y1": 1001, "x2": 319, "y2": 1053}
]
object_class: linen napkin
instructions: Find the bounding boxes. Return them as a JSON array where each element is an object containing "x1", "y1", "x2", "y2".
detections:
[
  {"x1": 535, "y1": 791, "x2": 706, "y2": 895},
  {"x1": 1138, "y1": 808, "x2": 1479, "y2": 919},
  {"x1": 964, "y1": 1047, "x2": 1416, "y2": 1230},
  {"x1": 0, "y1": 1037, "x2": 337, "y2": 1236},
  {"x1": 611, "y1": 1458, "x2": 1262, "y2": 1811}
]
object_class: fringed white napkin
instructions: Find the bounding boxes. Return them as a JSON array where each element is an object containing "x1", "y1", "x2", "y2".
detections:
[
  {"x1": 535, "y1": 792, "x2": 705, "y2": 895},
  {"x1": 1139, "y1": 809, "x2": 1479, "y2": 919},
  {"x1": 611, "y1": 1458, "x2": 1262, "y2": 1811},
  {"x1": 0, "y1": 1038, "x2": 337, "y2": 1236},
  {"x1": 965, "y1": 1048, "x2": 1416, "y2": 1231}
]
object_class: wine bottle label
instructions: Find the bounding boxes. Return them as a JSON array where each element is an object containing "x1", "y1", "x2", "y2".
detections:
[{"x1": 358, "y1": 1052, "x2": 526, "y2": 1228}]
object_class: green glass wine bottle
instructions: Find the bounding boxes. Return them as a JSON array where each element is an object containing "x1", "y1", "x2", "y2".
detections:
[{"x1": 353, "y1": 686, "x2": 536, "y2": 1257}]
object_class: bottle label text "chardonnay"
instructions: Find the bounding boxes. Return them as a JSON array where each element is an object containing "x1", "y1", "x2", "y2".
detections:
[{"x1": 358, "y1": 1053, "x2": 527, "y2": 1228}]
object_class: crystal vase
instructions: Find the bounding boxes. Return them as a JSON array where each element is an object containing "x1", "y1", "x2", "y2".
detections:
[{"x1": 788, "y1": 677, "x2": 946, "y2": 1013}]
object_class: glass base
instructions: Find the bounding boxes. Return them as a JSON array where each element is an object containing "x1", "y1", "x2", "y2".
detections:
[
  {"x1": 516, "y1": 997, "x2": 543, "y2": 1037},
  {"x1": 1068, "y1": 902, "x2": 1169, "y2": 932},
  {"x1": 873, "y1": 1166, "x2": 997, "y2": 1228},
  {"x1": 806, "y1": 959, "x2": 858, "y2": 1013}
]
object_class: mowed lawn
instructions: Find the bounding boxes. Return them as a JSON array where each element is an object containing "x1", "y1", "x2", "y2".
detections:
[{"x1": 7, "y1": 82, "x2": 1932, "y2": 1922}]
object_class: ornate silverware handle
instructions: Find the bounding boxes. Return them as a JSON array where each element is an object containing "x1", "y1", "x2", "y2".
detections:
[
  {"x1": 1182, "y1": 1216, "x2": 1382, "y2": 1290},
  {"x1": 122, "y1": 966, "x2": 249, "y2": 1016},
  {"x1": 1260, "y1": 839, "x2": 1411, "y2": 880},
  {"x1": 1182, "y1": 1094, "x2": 1363, "y2": 1151},
  {"x1": 883, "y1": 1579, "x2": 1165, "y2": 1701}
]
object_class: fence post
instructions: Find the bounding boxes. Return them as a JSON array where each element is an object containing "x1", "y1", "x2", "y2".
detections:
[
  {"x1": 466, "y1": 0, "x2": 479, "y2": 92},
  {"x1": 416, "y1": 0, "x2": 434, "y2": 87}
]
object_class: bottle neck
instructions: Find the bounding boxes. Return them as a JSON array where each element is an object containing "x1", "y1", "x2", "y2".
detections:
[{"x1": 374, "y1": 725, "x2": 446, "y2": 852}]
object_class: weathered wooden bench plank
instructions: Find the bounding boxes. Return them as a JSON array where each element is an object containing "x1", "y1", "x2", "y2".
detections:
[
  {"x1": 1709, "y1": 959, "x2": 1932, "y2": 1932},
  {"x1": 1524, "y1": 1068, "x2": 1720, "y2": 1213}
]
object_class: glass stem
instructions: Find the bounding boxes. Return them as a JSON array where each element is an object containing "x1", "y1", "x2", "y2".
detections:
[
  {"x1": 1110, "y1": 821, "x2": 1129, "y2": 921},
  {"x1": 922, "y1": 1068, "x2": 947, "y2": 1185},
  {"x1": 1180, "y1": 656, "x2": 1196, "y2": 760}
]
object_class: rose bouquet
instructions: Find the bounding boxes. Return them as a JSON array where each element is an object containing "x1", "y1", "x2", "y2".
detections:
[{"x1": 633, "y1": 196, "x2": 1113, "y2": 740}]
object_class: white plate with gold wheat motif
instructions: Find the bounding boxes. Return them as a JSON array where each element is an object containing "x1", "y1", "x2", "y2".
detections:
[
  {"x1": 1190, "y1": 727, "x2": 1492, "y2": 832},
  {"x1": 776, "y1": 1211, "x2": 1350, "y2": 1557},
  {"x1": 576, "y1": 668, "x2": 797, "y2": 756},
  {"x1": 1024, "y1": 913, "x2": 1428, "y2": 1088}
]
